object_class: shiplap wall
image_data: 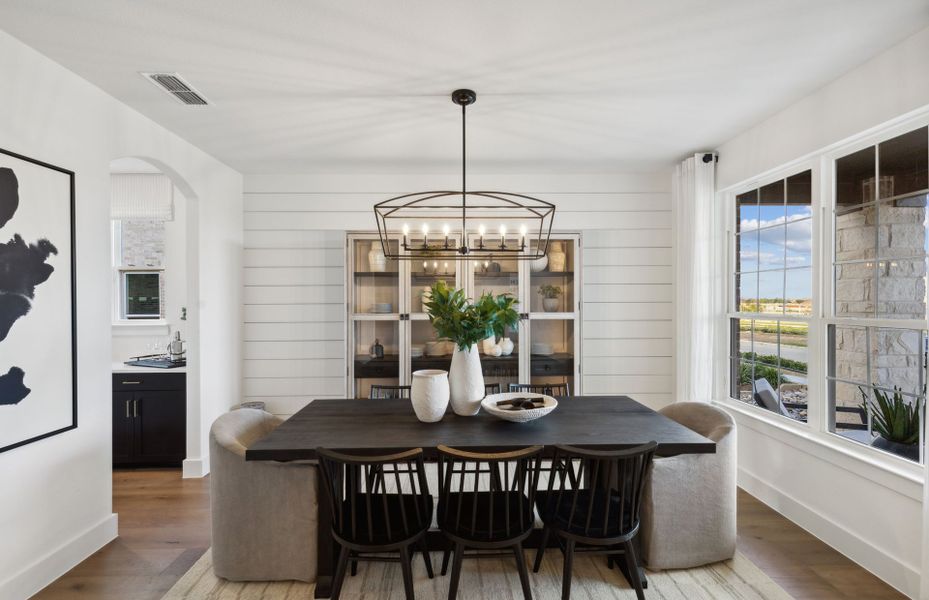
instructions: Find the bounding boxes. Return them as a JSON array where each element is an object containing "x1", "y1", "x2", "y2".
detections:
[{"x1": 243, "y1": 173, "x2": 674, "y2": 415}]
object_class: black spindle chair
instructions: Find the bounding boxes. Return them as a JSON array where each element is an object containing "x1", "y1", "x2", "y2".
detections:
[
  {"x1": 533, "y1": 443, "x2": 657, "y2": 600},
  {"x1": 484, "y1": 382, "x2": 501, "y2": 397},
  {"x1": 369, "y1": 384, "x2": 411, "y2": 399},
  {"x1": 437, "y1": 445, "x2": 543, "y2": 600},
  {"x1": 508, "y1": 382, "x2": 570, "y2": 396},
  {"x1": 316, "y1": 447, "x2": 435, "y2": 600}
]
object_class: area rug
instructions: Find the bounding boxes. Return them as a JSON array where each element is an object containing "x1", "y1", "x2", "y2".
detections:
[{"x1": 162, "y1": 548, "x2": 794, "y2": 599}]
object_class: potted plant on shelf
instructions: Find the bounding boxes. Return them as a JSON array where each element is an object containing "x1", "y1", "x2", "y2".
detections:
[
  {"x1": 538, "y1": 285, "x2": 562, "y2": 312},
  {"x1": 425, "y1": 281, "x2": 519, "y2": 415},
  {"x1": 859, "y1": 386, "x2": 922, "y2": 461}
]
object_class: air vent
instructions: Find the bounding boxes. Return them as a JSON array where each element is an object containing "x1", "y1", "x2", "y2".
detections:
[{"x1": 141, "y1": 72, "x2": 210, "y2": 106}]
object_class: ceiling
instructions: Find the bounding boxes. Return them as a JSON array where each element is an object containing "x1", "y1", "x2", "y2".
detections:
[{"x1": 1, "y1": 0, "x2": 928, "y2": 174}]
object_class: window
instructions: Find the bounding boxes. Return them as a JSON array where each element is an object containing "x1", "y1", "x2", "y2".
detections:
[
  {"x1": 121, "y1": 272, "x2": 162, "y2": 319},
  {"x1": 112, "y1": 219, "x2": 166, "y2": 321},
  {"x1": 828, "y1": 126, "x2": 928, "y2": 463},
  {"x1": 729, "y1": 170, "x2": 813, "y2": 422}
]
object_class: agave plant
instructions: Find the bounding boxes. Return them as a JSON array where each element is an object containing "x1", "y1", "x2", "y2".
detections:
[
  {"x1": 424, "y1": 281, "x2": 519, "y2": 351},
  {"x1": 859, "y1": 386, "x2": 922, "y2": 445}
]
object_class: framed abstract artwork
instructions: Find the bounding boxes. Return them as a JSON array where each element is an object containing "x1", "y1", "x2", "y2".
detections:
[{"x1": 0, "y1": 148, "x2": 76, "y2": 454}]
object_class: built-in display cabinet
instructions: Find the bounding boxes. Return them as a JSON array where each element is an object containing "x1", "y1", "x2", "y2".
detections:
[{"x1": 348, "y1": 233, "x2": 581, "y2": 398}]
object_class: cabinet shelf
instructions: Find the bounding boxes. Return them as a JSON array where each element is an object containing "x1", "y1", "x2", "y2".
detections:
[
  {"x1": 354, "y1": 271, "x2": 400, "y2": 277},
  {"x1": 530, "y1": 271, "x2": 574, "y2": 277},
  {"x1": 353, "y1": 353, "x2": 574, "y2": 379}
]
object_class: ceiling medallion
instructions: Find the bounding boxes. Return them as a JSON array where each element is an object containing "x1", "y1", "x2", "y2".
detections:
[{"x1": 374, "y1": 89, "x2": 555, "y2": 260}]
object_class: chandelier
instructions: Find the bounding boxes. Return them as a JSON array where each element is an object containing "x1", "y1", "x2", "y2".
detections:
[{"x1": 374, "y1": 89, "x2": 555, "y2": 260}]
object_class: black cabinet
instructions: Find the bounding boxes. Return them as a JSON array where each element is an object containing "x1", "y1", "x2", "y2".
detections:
[{"x1": 113, "y1": 372, "x2": 186, "y2": 468}]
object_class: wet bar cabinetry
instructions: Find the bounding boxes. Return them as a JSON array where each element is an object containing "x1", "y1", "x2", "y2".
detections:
[{"x1": 112, "y1": 371, "x2": 186, "y2": 467}]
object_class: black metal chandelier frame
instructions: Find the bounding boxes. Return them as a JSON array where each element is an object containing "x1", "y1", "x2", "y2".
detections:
[{"x1": 373, "y1": 89, "x2": 555, "y2": 260}]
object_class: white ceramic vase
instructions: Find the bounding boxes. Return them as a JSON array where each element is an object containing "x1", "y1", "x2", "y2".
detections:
[
  {"x1": 410, "y1": 369, "x2": 449, "y2": 423},
  {"x1": 481, "y1": 335, "x2": 497, "y2": 355},
  {"x1": 543, "y1": 297, "x2": 560, "y2": 312},
  {"x1": 449, "y1": 344, "x2": 484, "y2": 416},
  {"x1": 368, "y1": 242, "x2": 387, "y2": 272},
  {"x1": 499, "y1": 337, "x2": 514, "y2": 356}
]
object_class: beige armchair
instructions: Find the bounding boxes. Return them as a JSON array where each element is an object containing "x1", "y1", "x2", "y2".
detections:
[
  {"x1": 210, "y1": 409, "x2": 317, "y2": 582},
  {"x1": 639, "y1": 402, "x2": 737, "y2": 570}
]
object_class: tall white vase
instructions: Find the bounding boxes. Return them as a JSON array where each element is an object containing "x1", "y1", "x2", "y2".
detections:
[
  {"x1": 449, "y1": 344, "x2": 484, "y2": 416},
  {"x1": 410, "y1": 369, "x2": 449, "y2": 423}
]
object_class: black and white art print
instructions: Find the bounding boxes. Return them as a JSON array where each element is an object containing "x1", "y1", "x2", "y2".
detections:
[{"x1": 0, "y1": 148, "x2": 76, "y2": 454}]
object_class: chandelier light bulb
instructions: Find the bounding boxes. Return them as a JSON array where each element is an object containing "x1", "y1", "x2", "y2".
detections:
[
  {"x1": 402, "y1": 224, "x2": 409, "y2": 235},
  {"x1": 478, "y1": 224, "x2": 486, "y2": 236},
  {"x1": 443, "y1": 224, "x2": 450, "y2": 236},
  {"x1": 499, "y1": 225, "x2": 507, "y2": 237}
]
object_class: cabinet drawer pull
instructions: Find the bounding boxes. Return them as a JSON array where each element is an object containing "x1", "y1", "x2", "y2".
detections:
[
  {"x1": 133, "y1": 399, "x2": 139, "y2": 418},
  {"x1": 121, "y1": 380, "x2": 142, "y2": 385}
]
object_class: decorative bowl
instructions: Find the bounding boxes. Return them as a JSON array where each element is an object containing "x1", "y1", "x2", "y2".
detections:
[
  {"x1": 481, "y1": 392, "x2": 557, "y2": 423},
  {"x1": 529, "y1": 255, "x2": 549, "y2": 272}
]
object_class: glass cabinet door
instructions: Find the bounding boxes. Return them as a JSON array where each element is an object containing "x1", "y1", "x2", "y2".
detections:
[
  {"x1": 529, "y1": 237, "x2": 575, "y2": 315},
  {"x1": 352, "y1": 320, "x2": 400, "y2": 399},
  {"x1": 527, "y1": 319, "x2": 576, "y2": 394},
  {"x1": 352, "y1": 238, "x2": 400, "y2": 315}
]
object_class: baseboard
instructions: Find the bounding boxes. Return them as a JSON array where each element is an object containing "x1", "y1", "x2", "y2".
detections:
[
  {"x1": 182, "y1": 456, "x2": 209, "y2": 478},
  {"x1": 738, "y1": 467, "x2": 920, "y2": 599},
  {"x1": 0, "y1": 513, "x2": 118, "y2": 600}
]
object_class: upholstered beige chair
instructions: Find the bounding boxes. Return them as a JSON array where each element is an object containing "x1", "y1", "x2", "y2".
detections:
[
  {"x1": 210, "y1": 409, "x2": 317, "y2": 582},
  {"x1": 639, "y1": 402, "x2": 737, "y2": 570}
]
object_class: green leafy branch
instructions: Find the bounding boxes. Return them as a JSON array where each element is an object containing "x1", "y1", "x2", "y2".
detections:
[{"x1": 424, "y1": 281, "x2": 519, "y2": 351}]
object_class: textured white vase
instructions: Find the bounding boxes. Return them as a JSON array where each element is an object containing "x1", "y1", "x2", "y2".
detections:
[
  {"x1": 367, "y1": 242, "x2": 387, "y2": 272},
  {"x1": 543, "y1": 297, "x2": 560, "y2": 312},
  {"x1": 449, "y1": 344, "x2": 484, "y2": 416},
  {"x1": 481, "y1": 335, "x2": 497, "y2": 355},
  {"x1": 410, "y1": 369, "x2": 449, "y2": 423}
]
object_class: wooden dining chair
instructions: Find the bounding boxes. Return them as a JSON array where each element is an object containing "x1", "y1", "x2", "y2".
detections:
[
  {"x1": 437, "y1": 445, "x2": 543, "y2": 600},
  {"x1": 484, "y1": 382, "x2": 501, "y2": 396},
  {"x1": 315, "y1": 447, "x2": 435, "y2": 600},
  {"x1": 508, "y1": 382, "x2": 570, "y2": 396},
  {"x1": 369, "y1": 384, "x2": 411, "y2": 399},
  {"x1": 532, "y1": 442, "x2": 657, "y2": 600}
]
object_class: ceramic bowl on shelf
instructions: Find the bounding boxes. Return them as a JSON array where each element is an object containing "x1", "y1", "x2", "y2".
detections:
[
  {"x1": 370, "y1": 303, "x2": 393, "y2": 313},
  {"x1": 424, "y1": 341, "x2": 444, "y2": 357},
  {"x1": 481, "y1": 392, "x2": 557, "y2": 423},
  {"x1": 530, "y1": 342, "x2": 554, "y2": 356}
]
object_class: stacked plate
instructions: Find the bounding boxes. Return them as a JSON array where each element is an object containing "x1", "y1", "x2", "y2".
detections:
[
  {"x1": 370, "y1": 303, "x2": 393, "y2": 313},
  {"x1": 410, "y1": 345, "x2": 424, "y2": 358},
  {"x1": 530, "y1": 342, "x2": 554, "y2": 356}
]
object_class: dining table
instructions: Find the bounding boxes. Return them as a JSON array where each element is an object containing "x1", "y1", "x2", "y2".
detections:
[{"x1": 246, "y1": 395, "x2": 716, "y2": 598}]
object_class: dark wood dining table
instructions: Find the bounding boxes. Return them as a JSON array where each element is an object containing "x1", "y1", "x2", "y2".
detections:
[{"x1": 246, "y1": 395, "x2": 716, "y2": 598}]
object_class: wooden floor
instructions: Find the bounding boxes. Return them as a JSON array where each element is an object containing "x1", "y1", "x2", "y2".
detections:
[{"x1": 33, "y1": 470, "x2": 905, "y2": 600}]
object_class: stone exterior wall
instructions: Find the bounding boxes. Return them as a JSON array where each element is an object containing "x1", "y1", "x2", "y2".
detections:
[
  {"x1": 834, "y1": 200, "x2": 926, "y2": 419},
  {"x1": 119, "y1": 219, "x2": 166, "y2": 318}
]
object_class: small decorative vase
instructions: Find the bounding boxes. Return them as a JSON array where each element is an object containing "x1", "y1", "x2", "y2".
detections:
[
  {"x1": 411, "y1": 369, "x2": 449, "y2": 423},
  {"x1": 449, "y1": 344, "x2": 484, "y2": 416},
  {"x1": 499, "y1": 337, "x2": 514, "y2": 356},
  {"x1": 368, "y1": 243, "x2": 387, "y2": 272},
  {"x1": 481, "y1": 335, "x2": 497, "y2": 355},
  {"x1": 543, "y1": 297, "x2": 560, "y2": 312},
  {"x1": 548, "y1": 241, "x2": 566, "y2": 272},
  {"x1": 488, "y1": 344, "x2": 503, "y2": 357}
]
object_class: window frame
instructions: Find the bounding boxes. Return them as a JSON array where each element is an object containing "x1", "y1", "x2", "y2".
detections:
[
  {"x1": 111, "y1": 219, "x2": 169, "y2": 328},
  {"x1": 724, "y1": 159, "x2": 822, "y2": 429},
  {"x1": 716, "y1": 109, "x2": 929, "y2": 478}
]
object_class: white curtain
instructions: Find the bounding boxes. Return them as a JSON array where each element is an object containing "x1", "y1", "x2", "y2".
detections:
[
  {"x1": 673, "y1": 154, "x2": 717, "y2": 402},
  {"x1": 111, "y1": 173, "x2": 174, "y2": 220}
]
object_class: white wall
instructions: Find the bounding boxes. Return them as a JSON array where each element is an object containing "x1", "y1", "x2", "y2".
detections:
[
  {"x1": 715, "y1": 25, "x2": 929, "y2": 599},
  {"x1": 0, "y1": 29, "x2": 243, "y2": 600},
  {"x1": 242, "y1": 172, "x2": 674, "y2": 415}
]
